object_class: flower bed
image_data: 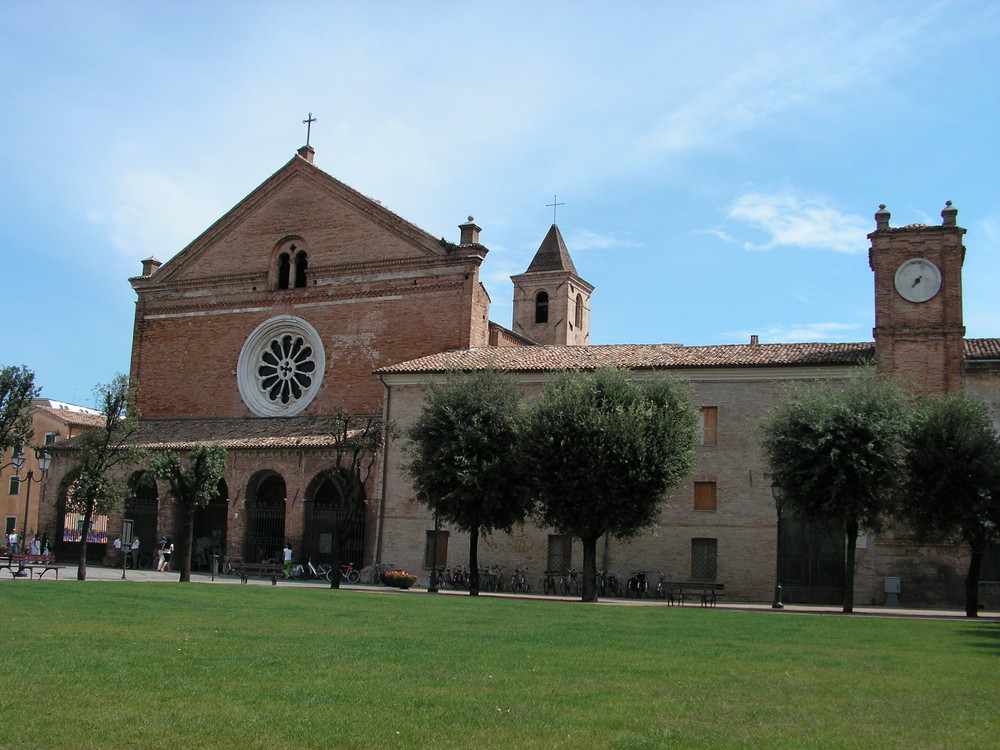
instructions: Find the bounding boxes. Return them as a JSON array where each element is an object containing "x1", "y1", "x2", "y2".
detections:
[{"x1": 381, "y1": 570, "x2": 417, "y2": 589}]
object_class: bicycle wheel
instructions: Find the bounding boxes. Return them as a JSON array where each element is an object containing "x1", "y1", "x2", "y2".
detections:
[
  {"x1": 347, "y1": 569, "x2": 360, "y2": 584},
  {"x1": 543, "y1": 577, "x2": 553, "y2": 595}
]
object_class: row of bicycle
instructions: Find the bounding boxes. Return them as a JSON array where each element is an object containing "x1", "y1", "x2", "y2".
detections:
[{"x1": 427, "y1": 566, "x2": 673, "y2": 598}]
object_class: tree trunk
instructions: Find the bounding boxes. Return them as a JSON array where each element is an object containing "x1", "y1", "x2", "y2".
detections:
[
  {"x1": 965, "y1": 549, "x2": 983, "y2": 618},
  {"x1": 77, "y1": 505, "x2": 94, "y2": 581},
  {"x1": 329, "y1": 530, "x2": 344, "y2": 589},
  {"x1": 468, "y1": 525, "x2": 480, "y2": 596},
  {"x1": 178, "y1": 504, "x2": 195, "y2": 583},
  {"x1": 581, "y1": 535, "x2": 599, "y2": 602},
  {"x1": 843, "y1": 518, "x2": 858, "y2": 614}
]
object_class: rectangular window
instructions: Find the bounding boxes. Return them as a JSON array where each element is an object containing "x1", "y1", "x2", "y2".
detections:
[
  {"x1": 423, "y1": 530, "x2": 449, "y2": 568},
  {"x1": 982, "y1": 545, "x2": 1000, "y2": 583},
  {"x1": 694, "y1": 481, "x2": 717, "y2": 511},
  {"x1": 8, "y1": 476, "x2": 19, "y2": 496},
  {"x1": 546, "y1": 534, "x2": 572, "y2": 574},
  {"x1": 5, "y1": 516, "x2": 15, "y2": 535},
  {"x1": 700, "y1": 406, "x2": 718, "y2": 446},
  {"x1": 691, "y1": 538, "x2": 718, "y2": 581},
  {"x1": 44, "y1": 432, "x2": 58, "y2": 445}
]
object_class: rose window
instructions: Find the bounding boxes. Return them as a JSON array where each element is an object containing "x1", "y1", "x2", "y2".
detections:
[{"x1": 238, "y1": 316, "x2": 325, "y2": 417}]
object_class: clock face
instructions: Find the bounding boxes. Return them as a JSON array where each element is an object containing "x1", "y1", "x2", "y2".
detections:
[{"x1": 894, "y1": 258, "x2": 941, "y2": 303}]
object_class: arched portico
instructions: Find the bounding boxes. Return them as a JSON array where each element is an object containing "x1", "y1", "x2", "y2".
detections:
[
  {"x1": 244, "y1": 471, "x2": 286, "y2": 563},
  {"x1": 192, "y1": 478, "x2": 229, "y2": 570},
  {"x1": 125, "y1": 470, "x2": 159, "y2": 568},
  {"x1": 302, "y1": 468, "x2": 365, "y2": 568}
]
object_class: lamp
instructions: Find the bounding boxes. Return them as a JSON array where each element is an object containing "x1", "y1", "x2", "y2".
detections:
[
  {"x1": 770, "y1": 482, "x2": 784, "y2": 610},
  {"x1": 16, "y1": 448, "x2": 51, "y2": 554}
]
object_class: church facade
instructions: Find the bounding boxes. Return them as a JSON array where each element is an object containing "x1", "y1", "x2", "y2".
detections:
[{"x1": 39, "y1": 148, "x2": 999, "y2": 606}]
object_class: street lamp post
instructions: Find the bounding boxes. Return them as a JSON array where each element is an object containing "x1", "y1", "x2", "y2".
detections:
[
  {"x1": 427, "y1": 514, "x2": 440, "y2": 594},
  {"x1": 770, "y1": 482, "x2": 784, "y2": 610},
  {"x1": 13, "y1": 448, "x2": 52, "y2": 553}
]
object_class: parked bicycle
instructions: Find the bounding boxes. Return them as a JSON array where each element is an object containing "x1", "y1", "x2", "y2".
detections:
[
  {"x1": 627, "y1": 570, "x2": 650, "y2": 598},
  {"x1": 542, "y1": 570, "x2": 558, "y2": 595},
  {"x1": 560, "y1": 568, "x2": 579, "y2": 596},
  {"x1": 338, "y1": 562, "x2": 361, "y2": 584},
  {"x1": 481, "y1": 565, "x2": 505, "y2": 592},
  {"x1": 654, "y1": 572, "x2": 670, "y2": 600},
  {"x1": 596, "y1": 569, "x2": 622, "y2": 598},
  {"x1": 509, "y1": 567, "x2": 530, "y2": 593},
  {"x1": 291, "y1": 559, "x2": 333, "y2": 582},
  {"x1": 370, "y1": 561, "x2": 395, "y2": 584}
]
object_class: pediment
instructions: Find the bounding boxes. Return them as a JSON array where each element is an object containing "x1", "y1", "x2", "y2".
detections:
[{"x1": 135, "y1": 155, "x2": 448, "y2": 289}]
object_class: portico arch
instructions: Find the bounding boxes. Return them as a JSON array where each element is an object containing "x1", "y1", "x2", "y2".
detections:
[
  {"x1": 302, "y1": 468, "x2": 365, "y2": 567},
  {"x1": 244, "y1": 471, "x2": 286, "y2": 563}
]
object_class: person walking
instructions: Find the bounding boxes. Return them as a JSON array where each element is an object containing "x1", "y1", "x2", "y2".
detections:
[
  {"x1": 155, "y1": 536, "x2": 167, "y2": 571},
  {"x1": 131, "y1": 536, "x2": 141, "y2": 569},
  {"x1": 282, "y1": 543, "x2": 293, "y2": 579}
]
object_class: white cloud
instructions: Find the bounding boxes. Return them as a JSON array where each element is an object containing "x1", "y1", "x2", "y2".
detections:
[
  {"x1": 565, "y1": 229, "x2": 641, "y2": 252},
  {"x1": 727, "y1": 193, "x2": 870, "y2": 254}
]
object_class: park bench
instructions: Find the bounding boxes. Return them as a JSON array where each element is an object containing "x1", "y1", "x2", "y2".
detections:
[
  {"x1": 667, "y1": 581, "x2": 725, "y2": 607},
  {"x1": 237, "y1": 562, "x2": 284, "y2": 585},
  {"x1": 0, "y1": 554, "x2": 66, "y2": 580}
]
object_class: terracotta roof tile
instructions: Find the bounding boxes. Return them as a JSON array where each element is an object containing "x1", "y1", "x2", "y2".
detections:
[
  {"x1": 48, "y1": 416, "x2": 366, "y2": 452},
  {"x1": 377, "y1": 338, "x2": 1000, "y2": 374},
  {"x1": 34, "y1": 406, "x2": 107, "y2": 429}
]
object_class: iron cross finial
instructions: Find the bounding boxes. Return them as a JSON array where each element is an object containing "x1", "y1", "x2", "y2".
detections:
[
  {"x1": 546, "y1": 195, "x2": 565, "y2": 224},
  {"x1": 303, "y1": 113, "x2": 317, "y2": 147}
]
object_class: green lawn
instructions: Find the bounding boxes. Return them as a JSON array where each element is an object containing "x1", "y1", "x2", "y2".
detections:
[{"x1": 1, "y1": 582, "x2": 996, "y2": 749}]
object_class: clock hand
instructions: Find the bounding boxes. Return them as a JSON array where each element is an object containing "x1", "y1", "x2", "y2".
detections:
[{"x1": 911, "y1": 275, "x2": 922, "y2": 287}]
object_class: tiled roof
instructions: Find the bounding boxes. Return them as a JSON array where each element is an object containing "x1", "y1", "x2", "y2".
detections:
[
  {"x1": 377, "y1": 341, "x2": 878, "y2": 374},
  {"x1": 965, "y1": 338, "x2": 1000, "y2": 359},
  {"x1": 378, "y1": 338, "x2": 1000, "y2": 375},
  {"x1": 524, "y1": 224, "x2": 578, "y2": 275},
  {"x1": 48, "y1": 416, "x2": 366, "y2": 452},
  {"x1": 34, "y1": 406, "x2": 107, "y2": 428}
]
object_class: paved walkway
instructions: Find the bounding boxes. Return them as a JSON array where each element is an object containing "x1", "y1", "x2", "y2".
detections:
[{"x1": 16, "y1": 562, "x2": 998, "y2": 621}]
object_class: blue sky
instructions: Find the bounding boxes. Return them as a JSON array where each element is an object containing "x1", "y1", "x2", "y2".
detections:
[{"x1": 2, "y1": 0, "x2": 998, "y2": 408}]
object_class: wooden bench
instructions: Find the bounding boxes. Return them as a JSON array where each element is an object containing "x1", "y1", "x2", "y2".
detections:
[
  {"x1": 237, "y1": 562, "x2": 284, "y2": 585},
  {"x1": 667, "y1": 581, "x2": 725, "y2": 607},
  {"x1": 0, "y1": 554, "x2": 66, "y2": 580}
]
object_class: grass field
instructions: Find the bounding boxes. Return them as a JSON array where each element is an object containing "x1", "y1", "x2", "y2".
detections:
[{"x1": 1, "y1": 582, "x2": 996, "y2": 749}]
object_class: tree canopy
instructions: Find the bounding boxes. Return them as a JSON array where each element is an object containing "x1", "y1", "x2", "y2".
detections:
[
  {"x1": 405, "y1": 369, "x2": 531, "y2": 595},
  {"x1": 760, "y1": 366, "x2": 907, "y2": 612},
  {"x1": 900, "y1": 392, "x2": 1000, "y2": 616},
  {"x1": 522, "y1": 367, "x2": 698, "y2": 602},
  {"x1": 0, "y1": 365, "x2": 40, "y2": 456},
  {"x1": 151, "y1": 443, "x2": 228, "y2": 583}
]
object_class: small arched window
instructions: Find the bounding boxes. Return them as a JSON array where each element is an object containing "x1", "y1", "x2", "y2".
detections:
[
  {"x1": 293, "y1": 251, "x2": 308, "y2": 288},
  {"x1": 276, "y1": 253, "x2": 291, "y2": 290},
  {"x1": 574, "y1": 294, "x2": 583, "y2": 328},
  {"x1": 534, "y1": 291, "x2": 549, "y2": 324}
]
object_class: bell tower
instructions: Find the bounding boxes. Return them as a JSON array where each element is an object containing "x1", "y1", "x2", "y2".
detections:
[
  {"x1": 511, "y1": 224, "x2": 593, "y2": 346},
  {"x1": 868, "y1": 202, "x2": 967, "y2": 394}
]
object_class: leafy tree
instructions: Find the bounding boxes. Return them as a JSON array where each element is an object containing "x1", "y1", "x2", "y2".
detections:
[
  {"x1": 760, "y1": 367, "x2": 907, "y2": 613},
  {"x1": 322, "y1": 408, "x2": 390, "y2": 589},
  {"x1": 405, "y1": 369, "x2": 531, "y2": 596},
  {"x1": 66, "y1": 375, "x2": 144, "y2": 580},
  {"x1": 151, "y1": 443, "x2": 228, "y2": 583},
  {"x1": 522, "y1": 367, "x2": 698, "y2": 602},
  {"x1": 900, "y1": 392, "x2": 1000, "y2": 617},
  {"x1": 0, "y1": 365, "x2": 40, "y2": 456}
]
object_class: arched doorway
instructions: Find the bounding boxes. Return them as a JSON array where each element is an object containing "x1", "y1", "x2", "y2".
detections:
[
  {"x1": 302, "y1": 469, "x2": 365, "y2": 567},
  {"x1": 192, "y1": 479, "x2": 228, "y2": 571},
  {"x1": 125, "y1": 471, "x2": 159, "y2": 568},
  {"x1": 244, "y1": 472, "x2": 286, "y2": 563}
]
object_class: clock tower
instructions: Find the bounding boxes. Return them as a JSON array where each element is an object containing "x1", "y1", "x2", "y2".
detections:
[{"x1": 868, "y1": 202, "x2": 967, "y2": 394}]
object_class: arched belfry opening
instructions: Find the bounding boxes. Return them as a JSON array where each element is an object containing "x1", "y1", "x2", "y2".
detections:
[
  {"x1": 273, "y1": 239, "x2": 308, "y2": 290},
  {"x1": 534, "y1": 291, "x2": 549, "y2": 324},
  {"x1": 244, "y1": 471, "x2": 286, "y2": 563}
]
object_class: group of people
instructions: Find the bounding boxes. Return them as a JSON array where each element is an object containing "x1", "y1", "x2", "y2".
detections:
[
  {"x1": 5, "y1": 532, "x2": 49, "y2": 556},
  {"x1": 155, "y1": 537, "x2": 174, "y2": 571},
  {"x1": 112, "y1": 536, "x2": 142, "y2": 568}
]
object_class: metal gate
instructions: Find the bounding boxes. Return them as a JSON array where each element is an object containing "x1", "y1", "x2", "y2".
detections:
[
  {"x1": 193, "y1": 479, "x2": 228, "y2": 571},
  {"x1": 244, "y1": 474, "x2": 286, "y2": 563},
  {"x1": 778, "y1": 514, "x2": 845, "y2": 604},
  {"x1": 124, "y1": 471, "x2": 159, "y2": 568},
  {"x1": 302, "y1": 499, "x2": 364, "y2": 567}
]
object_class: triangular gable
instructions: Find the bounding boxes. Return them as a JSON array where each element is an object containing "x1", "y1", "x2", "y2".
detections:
[{"x1": 134, "y1": 154, "x2": 449, "y2": 286}]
